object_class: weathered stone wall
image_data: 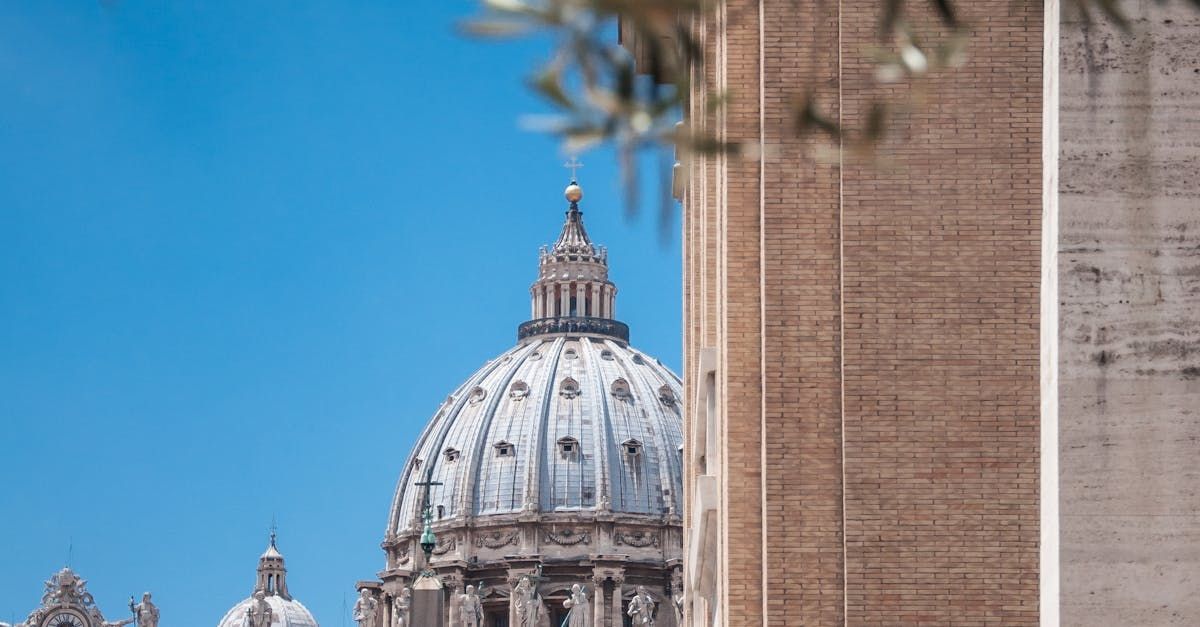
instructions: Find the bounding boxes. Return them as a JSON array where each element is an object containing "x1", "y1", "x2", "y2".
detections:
[{"x1": 1059, "y1": 2, "x2": 1200, "y2": 625}]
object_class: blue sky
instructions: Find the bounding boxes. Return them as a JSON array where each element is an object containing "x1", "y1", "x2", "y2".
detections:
[{"x1": 0, "y1": 3, "x2": 680, "y2": 625}]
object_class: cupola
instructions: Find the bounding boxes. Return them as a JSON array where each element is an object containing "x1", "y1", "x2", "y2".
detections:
[
  {"x1": 256, "y1": 529, "x2": 290, "y2": 599},
  {"x1": 520, "y1": 176, "x2": 628, "y2": 342}
]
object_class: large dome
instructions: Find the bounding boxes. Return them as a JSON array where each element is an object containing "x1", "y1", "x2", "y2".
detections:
[
  {"x1": 365, "y1": 178, "x2": 686, "y2": 627},
  {"x1": 388, "y1": 334, "x2": 683, "y2": 532}
]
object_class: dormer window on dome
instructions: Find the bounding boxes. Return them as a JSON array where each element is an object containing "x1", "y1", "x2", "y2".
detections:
[
  {"x1": 509, "y1": 380, "x2": 530, "y2": 400},
  {"x1": 494, "y1": 440, "x2": 515, "y2": 457},
  {"x1": 444, "y1": 447, "x2": 461, "y2": 462},
  {"x1": 611, "y1": 378, "x2": 632, "y2": 400},
  {"x1": 468, "y1": 386, "x2": 487, "y2": 404},
  {"x1": 658, "y1": 385, "x2": 677, "y2": 406},
  {"x1": 558, "y1": 436, "x2": 580, "y2": 456},
  {"x1": 560, "y1": 377, "x2": 581, "y2": 399},
  {"x1": 623, "y1": 439, "x2": 644, "y2": 457}
]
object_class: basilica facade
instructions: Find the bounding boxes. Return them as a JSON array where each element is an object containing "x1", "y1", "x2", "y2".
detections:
[{"x1": 354, "y1": 180, "x2": 685, "y2": 627}]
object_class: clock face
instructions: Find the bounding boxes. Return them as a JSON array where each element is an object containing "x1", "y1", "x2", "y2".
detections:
[{"x1": 43, "y1": 612, "x2": 87, "y2": 627}]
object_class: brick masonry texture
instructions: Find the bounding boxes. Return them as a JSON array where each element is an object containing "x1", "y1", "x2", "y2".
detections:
[{"x1": 683, "y1": 1, "x2": 1042, "y2": 624}]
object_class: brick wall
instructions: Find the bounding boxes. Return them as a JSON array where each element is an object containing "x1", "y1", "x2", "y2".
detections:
[{"x1": 682, "y1": 0, "x2": 1042, "y2": 624}]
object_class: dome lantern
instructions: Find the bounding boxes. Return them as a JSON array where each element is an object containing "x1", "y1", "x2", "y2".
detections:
[
  {"x1": 255, "y1": 527, "x2": 290, "y2": 600},
  {"x1": 522, "y1": 174, "x2": 626, "y2": 342}
]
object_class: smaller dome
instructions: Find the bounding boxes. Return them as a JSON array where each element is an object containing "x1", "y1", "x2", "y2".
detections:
[
  {"x1": 218, "y1": 595, "x2": 319, "y2": 627},
  {"x1": 218, "y1": 532, "x2": 319, "y2": 627}
]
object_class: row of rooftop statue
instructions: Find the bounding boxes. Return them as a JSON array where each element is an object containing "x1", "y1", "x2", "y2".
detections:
[
  {"x1": 352, "y1": 575, "x2": 667, "y2": 627},
  {"x1": 6, "y1": 567, "x2": 671, "y2": 627}
]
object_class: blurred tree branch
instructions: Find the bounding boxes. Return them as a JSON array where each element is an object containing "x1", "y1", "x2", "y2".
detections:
[{"x1": 463, "y1": 0, "x2": 1199, "y2": 218}]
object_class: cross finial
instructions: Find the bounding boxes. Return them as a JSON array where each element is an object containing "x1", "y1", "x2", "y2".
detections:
[
  {"x1": 269, "y1": 515, "x2": 277, "y2": 547},
  {"x1": 563, "y1": 156, "x2": 583, "y2": 182}
]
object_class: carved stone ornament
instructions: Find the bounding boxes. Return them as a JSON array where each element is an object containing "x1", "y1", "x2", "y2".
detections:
[
  {"x1": 474, "y1": 529, "x2": 520, "y2": 549},
  {"x1": 395, "y1": 544, "x2": 411, "y2": 565},
  {"x1": 613, "y1": 530, "x2": 659, "y2": 548},
  {"x1": 40, "y1": 568, "x2": 95, "y2": 608},
  {"x1": 18, "y1": 567, "x2": 130, "y2": 627},
  {"x1": 432, "y1": 536, "x2": 457, "y2": 555},
  {"x1": 543, "y1": 528, "x2": 591, "y2": 546}
]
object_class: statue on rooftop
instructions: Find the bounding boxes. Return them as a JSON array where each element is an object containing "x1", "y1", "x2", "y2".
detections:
[
  {"x1": 353, "y1": 589, "x2": 378, "y2": 627},
  {"x1": 392, "y1": 587, "x2": 410, "y2": 627},
  {"x1": 626, "y1": 586, "x2": 656, "y2": 626},
  {"x1": 244, "y1": 590, "x2": 273, "y2": 627},
  {"x1": 562, "y1": 584, "x2": 591, "y2": 627},
  {"x1": 131, "y1": 592, "x2": 160, "y2": 627},
  {"x1": 456, "y1": 584, "x2": 483, "y2": 627}
]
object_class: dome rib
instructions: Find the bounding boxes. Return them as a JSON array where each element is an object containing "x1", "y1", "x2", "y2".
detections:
[
  {"x1": 460, "y1": 343, "x2": 536, "y2": 517},
  {"x1": 619, "y1": 341, "x2": 682, "y2": 517},
  {"x1": 527, "y1": 337, "x2": 565, "y2": 513},
  {"x1": 580, "y1": 338, "x2": 613, "y2": 510},
  {"x1": 391, "y1": 354, "x2": 511, "y2": 533}
]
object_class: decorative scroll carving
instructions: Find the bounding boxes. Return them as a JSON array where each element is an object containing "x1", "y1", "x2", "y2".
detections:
[
  {"x1": 475, "y1": 529, "x2": 520, "y2": 549},
  {"x1": 19, "y1": 567, "x2": 131, "y2": 627},
  {"x1": 613, "y1": 530, "x2": 659, "y2": 548},
  {"x1": 41, "y1": 568, "x2": 96, "y2": 607},
  {"x1": 543, "y1": 528, "x2": 591, "y2": 546},
  {"x1": 432, "y1": 536, "x2": 457, "y2": 555},
  {"x1": 394, "y1": 544, "x2": 411, "y2": 565}
]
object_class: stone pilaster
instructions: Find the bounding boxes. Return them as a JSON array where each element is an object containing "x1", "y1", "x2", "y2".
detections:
[
  {"x1": 442, "y1": 571, "x2": 464, "y2": 627},
  {"x1": 591, "y1": 574, "x2": 607, "y2": 627},
  {"x1": 611, "y1": 573, "x2": 624, "y2": 626}
]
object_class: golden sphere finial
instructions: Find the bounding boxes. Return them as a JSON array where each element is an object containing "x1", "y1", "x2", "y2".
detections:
[{"x1": 564, "y1": 182, "x2": 583, "y2": 203}]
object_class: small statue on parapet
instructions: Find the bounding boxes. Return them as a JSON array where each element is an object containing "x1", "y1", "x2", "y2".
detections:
[
  {"x1": 562, "y1": 584, "x2": 591, "y2": 627},
  {"x1": 456, "y1": 584, "x2": 483, "y2": 627},
  {"x1": 353, "y1": 589, "x2": 378, "y2": 627},
  {"x1": 626, "y1": 586, "x2": 656, "y2": 626},
  {"x1": 130, "y1": 592, "x2": 160, "y2": 627}
]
